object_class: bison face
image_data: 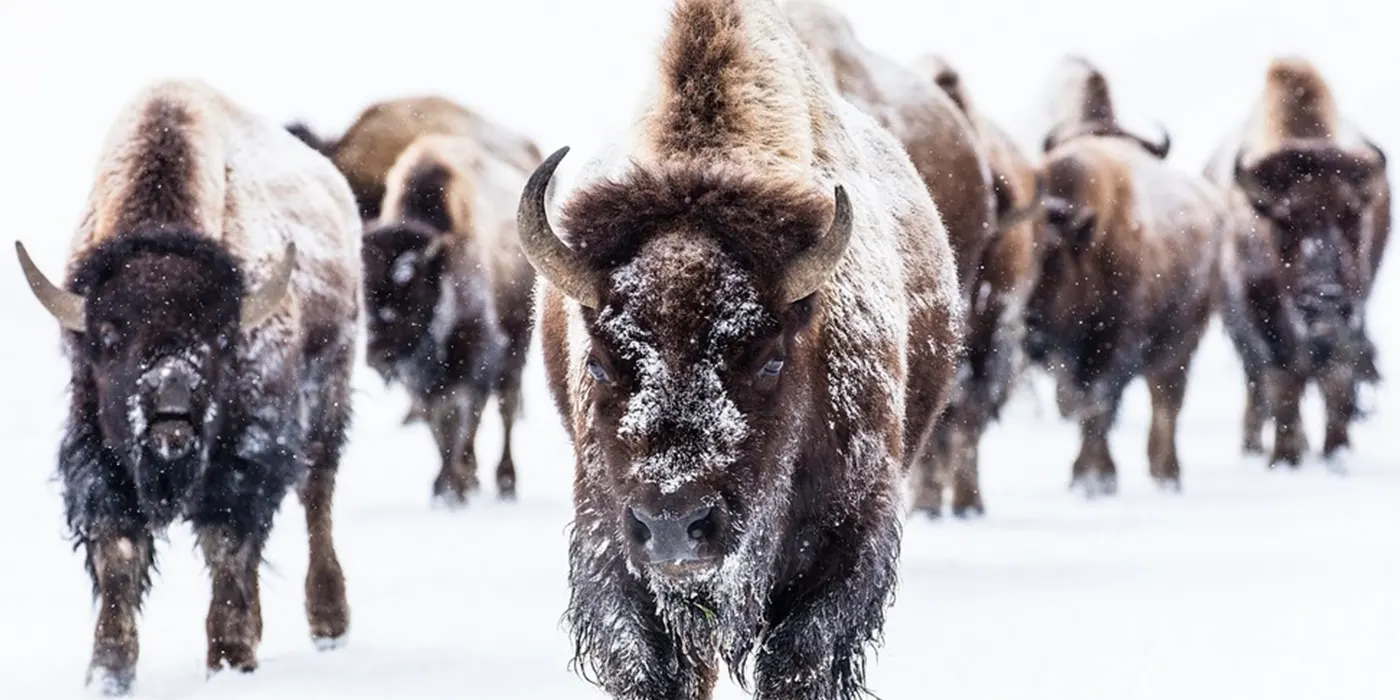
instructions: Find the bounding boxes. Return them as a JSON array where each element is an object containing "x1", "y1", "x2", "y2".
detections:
[
  {"x1": 361, "y1": 223, "x2": 450, "y2": 381},
  {"x1": 1024, "y1": 195, "x2": 1097, "y2": 365},
  {"x1": 1236, "y1": 146, "x2": 1384, "y2": 361},
  {"x1": 516, "y1": 148, "x2": 851, "y2": 585},
  {"x1": 581, "y1": 235, "x2": 818, "y2": 582}
]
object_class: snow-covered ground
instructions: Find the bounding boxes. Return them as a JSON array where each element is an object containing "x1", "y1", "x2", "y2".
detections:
[{"x1": 2, "y1": 0, "x2": 1398, "y2": 698}]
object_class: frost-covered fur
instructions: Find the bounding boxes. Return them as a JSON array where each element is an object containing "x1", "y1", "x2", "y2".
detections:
[
  {"x1": 1027, "y1": 132, "x2": 1225, "y2": 495},
  {"x1": 51, "y1": 79, "x2": 361, "y2": 693},
  {"x1": 1041, "y1": 56, "x2": 1171, "y2": 159},
  {"x1": 537, "y1": 1, "x2": 961, "y2": 698},
  {"x1": 362, "y1": 132, "x2": 538, "y2": 504},
  {"x1": 1203, "y1": 57, "x2": 1391, "y2": 466},
  {"x1": 784, "y1": 1, "x2": 993, "y2": 296},
  {"x1": 288, "y1": 96, "x2": 543, "y2": 220},
  {"x1": 909, "y1": 54, "x2": 1049, "y2": 516}
]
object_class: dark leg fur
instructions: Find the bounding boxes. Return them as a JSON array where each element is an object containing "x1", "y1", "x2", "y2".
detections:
[
  {"x1": 1320, "y1": 364, "x2": 1356, "y2": 458},
  {"x1": 429, "y1": 389, "x2": 486, "y2": 507},
  {"x1": 752, "y1": 496, "x2": 900, "y2": 699},
  {"x1": 1243, "y1": 377, "x2": 1267, "y2": 455},
  {"x1": 298, "y1": 354, "x2": 351, "y2": 646},
  {"x1": 198, "y1": 526, "x2": 264, "y2": 673},
  {"x1": 1266, "y1": 369, "x2": 1307, "y2": 468},
  {"x1": 1071, "y1": 401, "x2": 1119, "y2": 497},
  {"x1": 1147, "y1": 369, "x2": 1188, "y2": 491},
  {"x1": 908, "y1": 440, "x2": 944, "y2": 519},
  {"x1": 495, "y1": 375, "x2": 521, "y2": 500},
  {"x1": 86, "y1": 534, "x2": 155, "y2": 696}
]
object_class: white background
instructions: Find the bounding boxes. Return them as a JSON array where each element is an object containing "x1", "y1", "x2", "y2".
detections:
[{"x1": 1, "y1": 1, "x2": 1397, "y2": 698}]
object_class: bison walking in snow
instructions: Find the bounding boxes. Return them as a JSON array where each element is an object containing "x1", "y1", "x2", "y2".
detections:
[
  {"x1": 14, "y1": 79, "x2": 361, "y2": 694},
  {"x1": 525, "y1": 0, "x2": 962, "y2": 697},
  {"x1": 1206, "y1": 57, "x2": 1390, "y2": 466},
  {"x1": 361, "y1": 131, "x2": 539, "y2": 504},
  {"x1": 1025, "y1": 58, "x2": 1224, "y2": 495}
]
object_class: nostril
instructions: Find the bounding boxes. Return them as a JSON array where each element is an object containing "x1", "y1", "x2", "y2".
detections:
[
  {"x1": 685, "y1": 507, "x2": 716, "y2": 542},
  {"x1": 626, "y1": 508, "x2": 652, "y2": 544}
]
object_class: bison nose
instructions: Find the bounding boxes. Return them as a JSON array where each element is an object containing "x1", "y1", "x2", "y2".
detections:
[
  {"x1": 154, "y1": 370, "x2": 194, "y2": 416},
  {"x1": 627, "y1": 506, "x2": 717, "y2": 564}
]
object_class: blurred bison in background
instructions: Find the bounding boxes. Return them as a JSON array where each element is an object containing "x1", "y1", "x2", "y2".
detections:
[
  {"x1": 527, "y1": 0, "x2": 962, "y2": 697},
  {"x1": 1205, "y1": 57, "x2": 1390, "y2": 466},
  {"x1": 288, "y1": 96, "x2": 541, "y2": 221},
  {"x1": 362, "y1": 130, "x2": 539, "y2": 505},
  {"x1": 1026, "y1": 57, "x2": 1224, "y2": 495},
  {"x1": 907, "y1": 53, "x2": 1048, "y2": 516},
  {"x1": 14, "y1": 79, "x2": 361, "y2": 694}
]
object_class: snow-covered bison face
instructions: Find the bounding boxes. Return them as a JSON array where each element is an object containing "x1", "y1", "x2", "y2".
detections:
[
  {"x1": 1235, "y1": 146, "x2": 1385, "y2": 359},
  {"x1": 516, "y1": 148, "x2": 852, "y2": 581},
  {"x1": 361, "y1": 223, "x2": 450, "y2": 380}
]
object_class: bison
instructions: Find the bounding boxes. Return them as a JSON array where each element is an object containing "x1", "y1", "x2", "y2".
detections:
[
  {"x1": 526, "y1": 0, "x2": 962, "y2": 697},
  {"x1": 13, "y1": 80, "x2": 361, "y2": 694},
  {"x1": 1205, "y1": 57, "x2": 1390, "y2": 466},
  {"x1": 907, "y1": 54, "x2": 1049, "y2": 516},
  {"x1": 288, "y1": 96, "x2": 542, "y2": 222},
  {"x1": 1025, "y1": 58, "x2": 1224, "y2": 495},
  {"x1": 361, "y1": 131, "x2": 539, "y2": 505}
]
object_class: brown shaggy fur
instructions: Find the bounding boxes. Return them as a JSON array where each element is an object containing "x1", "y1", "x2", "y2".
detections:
[
  {"x1": 288, "y1": 96, "x2": 542, "y2": 220},
  {"x1": 538, "y1": 1, "x2": 961, "y2": 698},
  {"x1": 785, "y1": 1, "x2": 995, "y2": 296},
  {"x1": 1028, "y1": 136, "x2": 1223, "y2": 495},
  {"x1": 908, "y1": 54, "x2": 1050, "y2": 516},
  {"x1": 1206, "y1": 57, "x2": 1391, "y2": 466}
]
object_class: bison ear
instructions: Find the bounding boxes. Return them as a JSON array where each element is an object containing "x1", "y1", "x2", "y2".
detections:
[{"x1": 1234, "y1": 155, "x2": 1287, "y2": 220}]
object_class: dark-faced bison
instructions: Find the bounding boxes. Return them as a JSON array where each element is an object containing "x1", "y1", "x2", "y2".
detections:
[
  {"x1": 1025, "y1": 58, "x2": 1224, "y2": 495},
  {"x1": 14, "y1": 79, "x2": 361, "y2": 694},
  {"x1": 362, "y1": 132, "x2": 539, "y2": 504},
  {"x1": 1205, "y1": 57, "x2": 1390, "y2": 466},
  {"x1": 525, "y1": 0, "x2": 962, "y2": 697}
]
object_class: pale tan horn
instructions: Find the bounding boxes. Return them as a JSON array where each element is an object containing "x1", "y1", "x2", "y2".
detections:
[
  {"x1": 516, "y1": 146, "x2": 602, "y2": 309},
  {"x1": 15, "y1": 241, "x2": 86, "y2": 332},
  {"x1": 240, "y1": 242, "x2": 297, "y2": 330},
  {"x1": 780, "y1": 185, "x2": 855, "y2": 303}
]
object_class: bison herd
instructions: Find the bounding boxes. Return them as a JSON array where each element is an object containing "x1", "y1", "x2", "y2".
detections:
[{"x1": 12, "y1": 0, "x2": 1389, "y2": 698}]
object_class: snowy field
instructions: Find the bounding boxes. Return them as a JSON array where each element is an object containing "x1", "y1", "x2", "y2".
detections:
[{"x1": 2, "y1": 0, "x2": 1399, "y2": 698}]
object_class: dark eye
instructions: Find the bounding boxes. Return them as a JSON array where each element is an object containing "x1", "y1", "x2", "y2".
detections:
[
  {"x1": 586, "y1": 356, "x2": 611, "y2": 383},
  {"x1": 216, "y1": 333, "x2": 231, "y2": 351},
  {"x1": 99, "y1": 323, "x2": 120, "y2": 354},
  {"x1": 759, "y1": 357, "x2": 785, "y2": 378}
]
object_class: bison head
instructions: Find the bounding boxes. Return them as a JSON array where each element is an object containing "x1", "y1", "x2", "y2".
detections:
[
  {"x1": 520, "y1": 148, "x2": 851, "y2": 585},
  {"x1": 16, "y1": 233, "x2": 293, "y2": 510},
  {"x1": 361, "y1": 221, "x2": 452, "y2": 384},
  {"x1": 1235, "y1": 144, "x2": 1385, "y2": 362}
]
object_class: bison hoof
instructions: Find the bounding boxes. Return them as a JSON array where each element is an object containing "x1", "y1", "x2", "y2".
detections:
[
  {"x1": 952, "y1": 504, "x2": 985, "y2": 519},
  {"x1": 87, "y1": 663, "x2": 135, "y2": 697},
  {"x1": 1071, "y1": 473, "x2": 1117, "y2": 498},
  {"x1": 1153, "y1": 475, "x2": 1182, "y2": 492},
  {"x1": 1242, "y1": 437, "x2": 1264, "y2": 455},
  {"x1": 1268, "y1": 452, "x2": 1303, "y2": 470},
  {"x1": 206, "y1": 642, "x2": 258, "y2": 675},
  {"x1": 911, "y1": 505, "x2": 943, "y2": 520}
]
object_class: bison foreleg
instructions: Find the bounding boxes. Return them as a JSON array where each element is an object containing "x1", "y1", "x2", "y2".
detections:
[
  {"x1": 85, "y1": 533, "x2": 155, "y2": 696},
  {"x1": 299, "y1": 356, "x2": 351, "y2": 648},
  {"x1": 495, "y1": 374, "x2": 521, "y2": 500},
  {"x1": 428, "y1": 390, "x2": 486, "y2": 507},
  {"x1": 1265, "y1": 368, "x2": 1307, "y2": 468},
  {"x1": 753, "y1": 498, "x2": 899, "y2": 700},
  {"x1": 1071, "y1": 401, "x2": 1120, "y2": 497},
  {"x1": 1320, "y1": 364, "x2": 1356, "y2": 460},
  {"x1": 1146, "y1": 368, "x2": 1188, "y2": 491},
  {"x1": 198, "y1": 525, "x2": 265, "y2": 673}
]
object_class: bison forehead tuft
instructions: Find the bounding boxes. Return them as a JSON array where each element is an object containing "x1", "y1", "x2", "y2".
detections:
[{"x1": 596, "y1": 239, "x2": 768, "y2": 493}]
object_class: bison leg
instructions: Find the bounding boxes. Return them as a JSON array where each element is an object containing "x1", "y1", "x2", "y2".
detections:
[
  {"x1": 908, "y1": 428, "x2": 945, "y2": 518},
  {"x1": 1242, "y1": 377, "x2": 1267, "y2": 455},
  {"x1": 1147, "y1": 369, "x2": 1187, "y2": 491},
  {"x1": 1265, "y1": 369, "x2": 1307, "y2": 468},
  {"x1": 85, "y1": 533, "x2": 154, "y2": 696},
  {"x1": 495, "y1": 376, "x2": 521, "y2": 500},
  {"x1": 1071, "y1": 406, "x2": 1118, "y2": 497},
  {"x1": 947, "y1": 417, "x2": 985, "y2": 518},
  {"x1": 753, "y1": 496, "x2": 899, "y2": 700},
  {"x1": 299, "y1": 465, "x2": 349, "y2": 647},
  {"x1": 198, "y1": 526, "x2": 264, "y2": 673},
  {"x1": 428, "y1": 390, "x2": 486, "y2": 507},
  {"x1": 1320, "y1": 364, "x2": 1356, "y2": 459}
]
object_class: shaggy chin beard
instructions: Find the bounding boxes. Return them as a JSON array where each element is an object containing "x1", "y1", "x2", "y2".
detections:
[{"x1": 126, "y1": 428, "x2": 206, "y2": 526}]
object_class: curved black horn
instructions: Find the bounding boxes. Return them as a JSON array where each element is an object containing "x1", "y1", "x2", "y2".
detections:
[{"x1": 516, "y1": 147, "x2": 602, "y2": 309}]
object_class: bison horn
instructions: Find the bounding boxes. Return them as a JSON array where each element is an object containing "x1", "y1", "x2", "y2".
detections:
[
  {"x1": 240, "y1": 242, "x2": 297, "y2": 331},
  {"x1": 1131, "y1": 123, "x2": 1172, "y2": 159},
  {"x1": 517, "y1": 146, "x2": 602, "y2": 309},
  {"x1": 780, "y1": 185, "x2": 855, "y2": 304},
  {"x1": 15, "y1": 241, "x2": 86, "y2": 332},
  {"x1": 996, "y1": 175, "x2": 1047, "y2": 235}
]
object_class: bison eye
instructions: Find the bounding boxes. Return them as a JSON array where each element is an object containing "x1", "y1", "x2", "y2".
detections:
[
  {"x1": 98, "y1": 323, "x2": 121, "y2": 354},
  {"x1": 379, "y1": 307, "x2": 400, "y2": 323},
  {"x1": 216, "y1": 333, "x2": 231, "y2": 351},
  {"x1": 759, "y1": 357, "x2": 785, "y2": 378},
  {"x1": 586, "y1": 356, "x2": 611, "y2": 383}
]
